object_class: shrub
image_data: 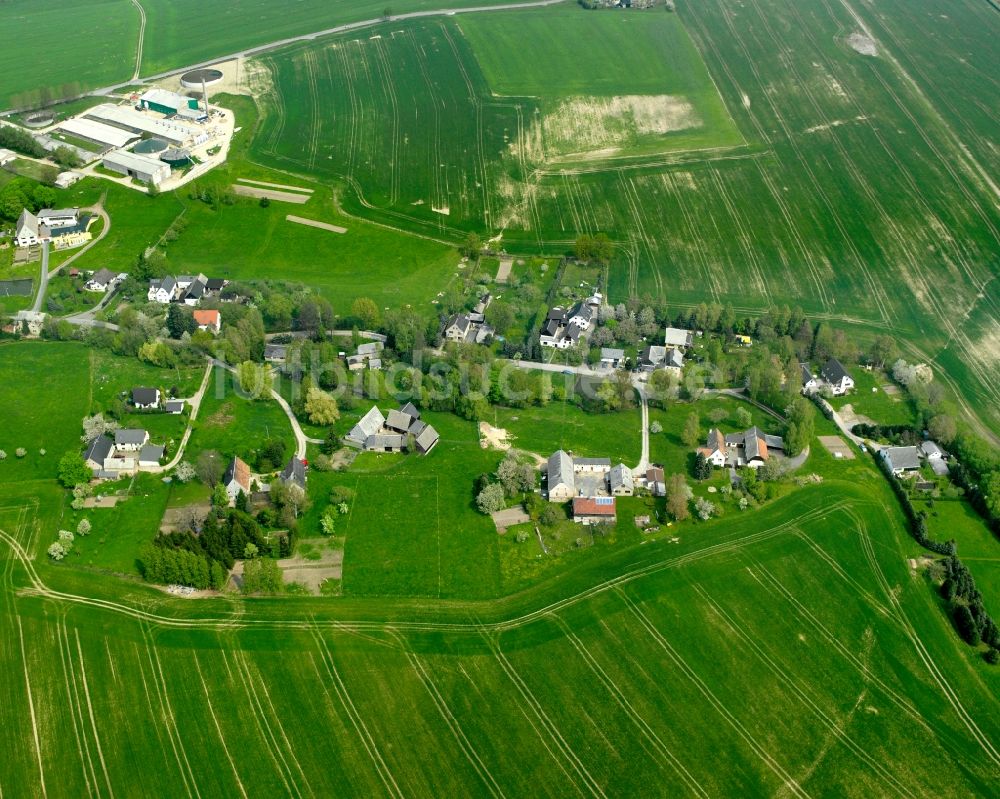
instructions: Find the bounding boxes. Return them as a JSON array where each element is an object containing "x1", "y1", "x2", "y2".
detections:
[
  {"x1": 47, "y1": 543, "x2": 67, "y2": 561},
  {"x1": 649, "y1": 421, "x2": 663, "y2": 434},
  {"x1": 58, "y1": 530, "x2": 75, "y2": 549},
  {"x1": 0, "y1": 450, "x2": 6, "y2": 460},
  {"x1": 15, "y1": 448, "x2": 26, "y2": 458},
  {"x1": 77, "y1": 519, "x2": 91, "y2": 536}
]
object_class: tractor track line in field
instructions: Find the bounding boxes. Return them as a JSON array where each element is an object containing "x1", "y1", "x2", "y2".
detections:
[
  {"x1": 311, "y1": 627, "x2": 404, "y2": 799},
  {"x1": 130, "y1": 0, "x2": 146, "y2": 82},
  {"x1": 617, "y1": 589, "x2": 813, "y2": 799},
  {"x1": 74, "y1": 630, "x2": 115, "y2": 799},
  {"x1": 395, "y1": 638, "x2": 508, "y2": 799},
  {"x1": 58, "y1": 618, "x2": 98, "y2": 799},
  {"x1": 193, "y1": 654, "x2": 249, "y2": 799},
  {"x1": 16, "y1": 615, "x2": 47, "y2": 799},
  {"x1": 691, "y1": 584, "x2": 917, "y2": 798},
  {"x1": 551, "y1": 615, "x2": 709, "y2": 798},
  {"x1": 854, "y1": 518, "x2": 1000, "y2": 767}
]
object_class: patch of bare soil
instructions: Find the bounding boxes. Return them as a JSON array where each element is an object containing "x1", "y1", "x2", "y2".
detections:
[
  {"x1": 279, "y1": 548, "x2": 343, "y2": 593},
  {"x1": 479, "y1": 421, "x2": 512, "y2": 450},
  {"x1": 847, "y1": 32, "x2": 878, "y2": 57},
  {"x1": 159, "y1": 503, "x2": 210, "y2": 534},
  {"x1": 838, "y1": 403, "x2": 876, "y2": 429},
  {"x1": 205, "y1": 402, "x2": 234, "y2": 427},
  {"x1": 818, "y1": 435, "x2": 855, "y2": 460},
  {"x1": 82, "y1": 495, "x2": 123, "y2": 508}
]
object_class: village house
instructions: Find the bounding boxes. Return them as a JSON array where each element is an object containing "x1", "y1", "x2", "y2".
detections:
[
  {"x1": 800, "y1": 363, "x2": 821, "y2": 392},
  {"x1": 83, "y1": 268, "x2": 125, "y2": 293},
  {"x1": 147, "y1": 276, "x2": 177, "y2": 303},
  {"x1": 664, "y1": 327, "x2": 694, "y2": 349},
  {"x1": 443, "y1": 312, "x2": 493, "y2": 345},
  {"x1": 639, "y1": 345, "x2": 683, "y2": 373},
  {"x1": 15, "y1": 208, "x2": 85, "y2": 248},
  {"x1": 4, "y1": 310, "x2": 47, "y2": 337},
  {"x1": 131, "y1": 387, "x2": 160, "y2": 409},
  {"x1": 698, "y1": 428, "x2": 728, "y2": 468},
  {"x1": 222, "y1": 456, "x2": 252, "y2": 501},
  {"x1": 264, "y1": 344, "x2": 287, "y2": 364},
  {"x1": 698, "y1": 426, "x2": 786, "y2": 469},
  {"x1": 193, "y1": 309, "x2": 221, "y2": 334},
  {"x1": 165, "y1": 400, "x2": 185, "y2": 414},
  {"x1": 345, "y1": 403, "x2": 439, "y2": 455},
  {"x1": 114, "y1": 429, "x2": 149, "y2": 452},
  {"x1": 539, "y1": 306, "x2": 587, "y2": 350},
  {"x1": 641, "y1": 466, "x2": 666, "y2": 497},
  {"x1": 572, "y1": 496, "x2": 617, "y2": 525},
  {"x1": 138, "y1": 444, "x2": 165, "y2": 469},
  {"x1": 83, "y1": 435, "x2": 114, "y2": 473},
  {"x1": 347, "y1": 341, "x2": 383, "y2": 371},
  {"x1": 921, "y1": 440, "x2": 950, "y2": 476},
  {"x1": 821, "y1": 358, "x2": 855, "y2": 396},
  {"x1": 279, "y1": 456, "x2": 307, "y2": 490},
  {"x1": 545, "y1": 450, "x2": 634, "y2": 500},
  {"x1": 881, "y1": 446, "x2": 921, "y2": 476},
  {"x1": 600, "y1": 348, "x2": 625, "y2": 369}
]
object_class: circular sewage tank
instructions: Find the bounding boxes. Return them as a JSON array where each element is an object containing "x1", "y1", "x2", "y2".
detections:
[
  {"x1": 161, "y1": 148, "x2": 192, "y2": 168},
  {"x1": 133, "y1": 138, "x2": 169, "y2": 154},
  {"x1": 180, "y1": 68, "x2": 223, "y2": 90}
]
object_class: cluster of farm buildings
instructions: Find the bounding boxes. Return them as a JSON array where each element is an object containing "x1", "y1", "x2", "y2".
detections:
[{"x1": 345, "y1": 402, "x2": 440, "y2": 455}]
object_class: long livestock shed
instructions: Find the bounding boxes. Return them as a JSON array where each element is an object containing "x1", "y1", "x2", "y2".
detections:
[
  {"x1": 58, "y1": 118, "x2": 137, "y2": 149},
  {"x1": 102, "y1": 149, "x2": 171, "y2": 186},
  {"x1": 86, "y1": 104, "x2": 202, "y2": 147}
]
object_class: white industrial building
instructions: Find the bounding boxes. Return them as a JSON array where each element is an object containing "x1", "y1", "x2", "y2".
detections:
[
  {"x1": 87, "y1": 104, "x2": 206, "y2": 148},
  {"x1": 58, "y1": 117, "x2": 137, "y2": 150},
  {"x1": 102, "y1": 150, "x2": 171, "y2": 186}
]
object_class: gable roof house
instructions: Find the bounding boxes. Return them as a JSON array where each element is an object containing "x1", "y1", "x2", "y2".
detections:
[
  {"x1": 147, "y1": 276, "x2": 177, "y2": 303},
  {"x1": 83, "y1": 435, "x2": 114, "y2": 472},
  {"x1": 279, "y1": 457, "x2": 307, "y2": 489},
  {"x1": 364, "y1": 433, "x2": 406, "y2": 452},
  {"x1": 84, "y1": 268, "x2": 119, "y2": 292},
  {"x1": 567, "y1": 302, "x2": 595, "y2": 330},
  {"x1": 347, "y1": 341, "x2": 384, "y2": 371},
  {"x1": 414, "y1": 424, "x2": 440, "y2": 455},
  {"x1": 638, "y1": 345, "x2": 666, "y2": 372},
  {"x1": 821, "y1": 358, "x2": 855, "y2": 396},
  {"x1": 800, "y1": 363, "x2": 820, "y2": 393},
  {"x1": 698, "y1": 428, "x2": 728, "y2": 467},
  {"x1": 264, "y1": 344, "x2": 287, "y2": 363},
  {"x1": 165, "y1": 400, "x2": 185, "y2": 414},
  {"x1": 644, "y1": 466, "x2": 666, "y2": 497},
  {"x1": 546, "y1": 450, "x2": 576, "y2": 501},
  {"x1": 608, "y1": 463, "x2": 634, "y2": 496},
  {"x1": 664, "y1": 327, "x2": 694, "y2": 349},
  {"x1": 180, "y1": 276, "x2": 208, "y2": 305},
  {"x1": 14, "y1": 209, "x2": 40, "y2": 247},
  {"x1": 572, "y1": 496, "x2": 617, "y2": 525},
  {"x1": 664, "y1": 347, "x2": 684, "y2": 370},
  {"x1": 385, "y1": 408, "x2": 416, "y2": 434},
  {"x1": 222, "y1": 456, "x2": 252, "y2": 501},
  {"x1": 5, "y1": 310, "x2": 47, "y2": 337},
  {"x1": 346, "y1": 406, "x2": 387, "y2": 448},
  {"x1": 131, "y1": 387, "x2": 160, "y2": 409},
  {"x1": 881, "y1": 446, "x2": 921, "y2": 476},
  {"x1": 114, "y1": 428, "x2": 149, "y2": 451},
  {"x1": 600, "y1": 348, "x2": 625, "y2": 369},
  {"x1": 193, "y1": 309, "x2": 221, "y2": 334},
  {"x1": 444, "y1": 313, "x2": 473, "y2": 342},
  {"x1": 138, "y1": 444, "x2": 165, "y2": 469}
]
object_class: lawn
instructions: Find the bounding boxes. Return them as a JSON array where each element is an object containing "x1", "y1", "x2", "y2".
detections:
[
  {"x1": 1, "y1": 480, "x2": 997, "y2": 796},
  {"x1": 491, "y1": 400, "x2": 641, "y2": 465},
  {"x1": 316, "y1": 412, "x2": 504, "y2": 598},
  {"x1": 828, "y1": 368, "x2": 917, "y2": 427},
  {"x1": 187, "y1": 367, "x2": 296, "y2": 465}
]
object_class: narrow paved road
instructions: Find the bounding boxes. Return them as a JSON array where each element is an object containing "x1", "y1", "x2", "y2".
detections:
[
  {"x1": 29, "y1": 242, "x2": 49, "y2": 313},
  {"x1": 153, "y1": 361, "x2": 214, "y2": 473},
  {"x1": 633, "y1": 386, "x2": 649, "y2": 475}
]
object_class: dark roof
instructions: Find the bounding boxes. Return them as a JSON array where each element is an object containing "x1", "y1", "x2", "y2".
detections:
[
  {"x1": 821, "y1": 358, "x2": 851, "y2": 384},
  {"x1": 385, "y1": 409, "x2": 414, "y2": 433},
  {"x1": 543, "y1": 318, "x2": 561, "y2": 337},
  {"x1": 280, "y1": 457, "x2": 307, "y2": 487},
  {"x1": 414, "y1": 424, "x2": 440, "y2": 454},
  {"x1": 114, "y1": 428, "x2": 148, "y2": 446},
  {"x1": 83, "y1": 435, "x2": 113, "y2": 464},
  {"x1": 400, "y1": 402, "x2": 420, "y2": 420},
  {"x1": 800, "y1": 363, "x2": 813, "y2": 383},
  {"x1": 139, "y1": 444, "x2": 164, "y2": 463},
  {"x1": 165, "y1": 400, "x2": 185, "y2": 413},
  {"x1": 546, "y1": 307, "x2": 567, "y2": 322},
  {"x1": 88, "y1": 267, "x2": 116, "y2": 285},
  {"x1": 132, "y1": 387, "x2": 159, "y2": 406}
]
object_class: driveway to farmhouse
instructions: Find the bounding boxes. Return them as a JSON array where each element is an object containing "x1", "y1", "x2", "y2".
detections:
[{"x1": 152, "y1": 361, "x2": 214, "y2": 473}]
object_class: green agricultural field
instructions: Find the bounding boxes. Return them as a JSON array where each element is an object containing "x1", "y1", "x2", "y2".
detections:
[
  {"x1": 0, "y1": 0, "x2": 137, "y2": 108},
  {"x1": 249, "y1": 0, "x2": 1000, "y2": 436},
  {"x1": 1, "y1": 479, "x2": 998, "y2": 795}
]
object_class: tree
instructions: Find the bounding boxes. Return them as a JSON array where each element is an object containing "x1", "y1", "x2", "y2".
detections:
[
  {"x1": 649, "y1": 420, "x2": 663, "y2": 434},
  {"x1": 695, "y1": 497, "x2": 717, "y2": 520},
  {"x1": 476, "y1": 482, "x2": 505, "y2": 514},
  {"x1": 237, "y1": 361, "x2": 272, "y2": 400},
  {"x1": 304, "y1": 387, "x2": 339, "y2": 425},
  {"x1": 77, "y1": 519, "x2": 91, "y2": 536},
  {"x1": 693, "y1": 452, "x2": 711, "y2": 480},
  {"x1": 928, "y1": 414, "x2": 957, "y2": 446},
  {"x1": 80, "y1": 413, "x2": 119, "y2": 442},
  {"x1": 869, "y1": 335, "x2": 897, "y2": 368},
  {"x1": 459, "y1": 232, "x2": 482, "y2": 258},
  {"x1": 666, "y1": 474, "x2": 691, "y2": 521},
  {"x1": 647, "y1": 369, "x2": 678, "y2": 407},
  {"x1": 241, "y1": 558, "x2": 283, "y2": 595},
  {"x1": 48, "y1": 543, "x2": 67, "y2": 561},
  {"x1": 758, "y1": 457, "x2": 782, "y2": 482},
  {"x1": 212, "y1": 484, "x2": 230, "y2": 508},
  {"x1": 351, "y1": 297, "x2": 380, "y2": 330},
  {"x1": 166, "y1": 304, "x2": 196, "y2": 339},
  {"x1": 320, "y1": 508, "x2": 337, "y2": 536},
  {"x1": 983, "y1": 472, "x2": 1000, "y2": 521},
  {"x1": 784, "y1": 397, "x2": 815, "y2": 457},
  {"x1": 735, "y1": 406, "x2": 753, "y2": 429},
  {"x1": 497, "y1": 453, "x2": 535, "y2": 496},
  {"x1": 681, "y1": 412, "x2": 701, "y2": 448},
  {"x1": 321, "y1": 429, "x2": 340, "y2": 455},
  {"x1": 953, "y1": 604, "x2": 980, "y2": 646},
  {"x1": 196, "y1": 450, "x2": 223, "y2": 485},
  {"x1": 51, "y1": 145, "x2": 83, "y2": 168},
  {"x1": 58, "y1": 452, "x2": 91, "y2": 487},
  {"x1": 174, "y1": 461, "x2": 195, "y2": 483},
  {"x1": 484, "y1": 301, "x2": 515, "y2": 335}
]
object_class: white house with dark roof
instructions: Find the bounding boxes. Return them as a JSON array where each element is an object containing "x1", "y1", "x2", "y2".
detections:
[
  {"x1": 279, "y1": 456, "x2": 307, "y2": 489},
  {"x1": 114, "y1": 429, "x2": 149, "y2": 451},
  {"x1": 84, "y1": 268, "x2": 121, "y2": 292},
  {"x1": 821, "y1": 358, "x2": 854, "y2": 396},
  {"x1": 148, "y1": 276, "x2": 177, "y2": 303},
  {"x1": 800, "y1": 363, "x2": 820, "y2": 393},
  {"x1": 83, "y1": 435, "x2": 114, "y2": 472},
  {"x1": 131, "y1": 387, "x2": 160, "y2": 409},
  {"x1": 138, "y1": 444, "x2": 165, "y2": 469},
  {"x1": 881, "y1": 446, "x2": 920, "y2": 476}
]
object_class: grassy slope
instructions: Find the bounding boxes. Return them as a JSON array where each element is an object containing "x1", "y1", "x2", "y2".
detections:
[{"x1": 1, "y1": 480, "x2": 998, "y2": 795}]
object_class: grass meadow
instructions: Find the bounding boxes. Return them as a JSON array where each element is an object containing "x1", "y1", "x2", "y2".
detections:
[{"x1": 1, "y1": 480, "x2": 998, "y2": 796}]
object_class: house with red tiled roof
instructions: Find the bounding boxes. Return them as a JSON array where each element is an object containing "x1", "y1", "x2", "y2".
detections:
[
  {"x1": 193, "y1": 308, "x2": 221, "y2": 334},
  {"x1": 572, "y1": 496, "x2": 616, "y2": 525}
]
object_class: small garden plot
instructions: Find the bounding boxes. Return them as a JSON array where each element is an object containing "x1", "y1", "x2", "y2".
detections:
[{"x1": 818, "y1": 435, "x2": 855, "y2": 460}]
